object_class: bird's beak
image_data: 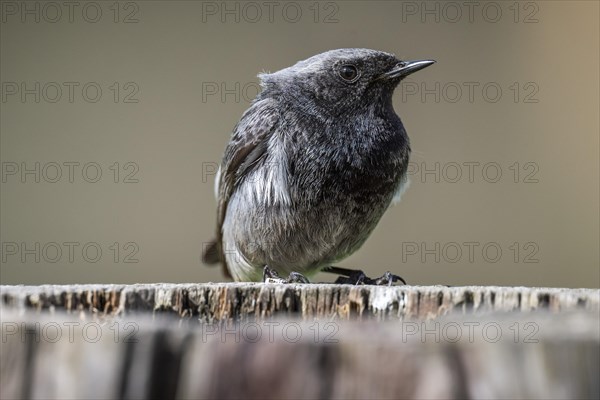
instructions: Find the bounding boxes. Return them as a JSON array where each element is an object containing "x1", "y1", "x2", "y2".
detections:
[{"x1": 382, "y1": 60, "x2": 436, "y2": 80}]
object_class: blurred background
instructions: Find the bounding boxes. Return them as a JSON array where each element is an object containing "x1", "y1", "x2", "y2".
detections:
[{"x1": 1, "y1": 1, "x2": 598, "y2": 288}]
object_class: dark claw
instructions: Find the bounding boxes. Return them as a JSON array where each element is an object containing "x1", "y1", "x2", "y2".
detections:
[
  {"x1": 334, "y1": 270, "x2": 366, "y2": 285},
  {"x1": 263, "y1": 266, "x2": 286, "y2": 283},
  {"x1": 371, "y1": 271, "x2": 406, "y2": 286},
  {"x1": 263, "y1": 266, "x2": 310, "y2": 284},
  {"x1": 324, "y1": 266, "x2": 406, "y2": 286},
  {"x1": 263, "y1": 265, "x2": 280, "y2": 280},
  {"x1": 287, "y1": 271, "x2": 310, "y2": 284}
]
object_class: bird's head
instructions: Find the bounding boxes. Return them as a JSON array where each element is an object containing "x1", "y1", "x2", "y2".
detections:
[{"x1": 258, "y1": 48, "x2": 435, "y2": 118}]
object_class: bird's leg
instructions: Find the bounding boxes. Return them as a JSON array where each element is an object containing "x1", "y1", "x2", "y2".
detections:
[
  {"x1": 322, "y1": 266, "x2": 406, "y2": 286},
  {"x1": 263, "y1": 266, "x2": 310, "y2": 284}
]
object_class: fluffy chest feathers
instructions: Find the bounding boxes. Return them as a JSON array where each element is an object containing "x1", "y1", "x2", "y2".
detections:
[{"x1": 277, "y1": 110, "x2": 410, "y2": 205}]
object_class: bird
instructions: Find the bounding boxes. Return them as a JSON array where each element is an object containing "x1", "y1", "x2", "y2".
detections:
[{"x1": 202, "y1": 48, "x2": 434, "y2": 284}]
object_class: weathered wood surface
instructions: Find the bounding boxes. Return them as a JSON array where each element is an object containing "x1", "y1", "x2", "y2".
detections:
[
  {"x1": 1, "y1": 283, "x2": 598, "y2": 322},
  {"x1": 1, "y1": 309, "x2": 598, "y2": 399}
]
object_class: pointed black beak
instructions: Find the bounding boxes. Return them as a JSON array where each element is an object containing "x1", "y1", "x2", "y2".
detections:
[{"x1": 382, "y1": 59, "x2": 436, "y2": 80}]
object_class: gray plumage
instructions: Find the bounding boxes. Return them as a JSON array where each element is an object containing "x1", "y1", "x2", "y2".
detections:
[{"x1": 203, "y1": 48, "x2": 434, "y2": 282}]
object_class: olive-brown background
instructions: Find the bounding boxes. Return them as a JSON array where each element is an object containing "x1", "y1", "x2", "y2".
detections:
[{"x1": 1, "y1": 1, "x2": 598, "y2": 287}]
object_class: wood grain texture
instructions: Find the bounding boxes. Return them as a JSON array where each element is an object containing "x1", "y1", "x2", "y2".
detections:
[
  {"x1": 1, "y1": 308, "x2": 598, "y2": 399},
  {"x1": 2, "y1": 283, "x2": 598, "y2": 321}
]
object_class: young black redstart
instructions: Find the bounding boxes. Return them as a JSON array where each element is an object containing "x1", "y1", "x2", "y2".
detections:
[{"x1": 203, "y1": 48, "x2": 434, "y2": 284}]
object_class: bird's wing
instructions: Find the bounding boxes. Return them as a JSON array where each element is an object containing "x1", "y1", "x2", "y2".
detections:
[{"x1": 210, "y1": 98, "x2": 280, "y2": 276}]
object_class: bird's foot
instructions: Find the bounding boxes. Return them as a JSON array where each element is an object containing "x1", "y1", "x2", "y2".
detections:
[
  {"x1": 263, "y1": 266, "x2": 310, "y2": 284},
  {"x1": 323, "y1": 266, "x2": 406, "y2": 286}
]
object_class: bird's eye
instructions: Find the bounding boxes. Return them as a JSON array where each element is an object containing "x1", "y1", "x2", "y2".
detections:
[{"x1": 338, "y1": 65, "x2": 359, "y2": 82}]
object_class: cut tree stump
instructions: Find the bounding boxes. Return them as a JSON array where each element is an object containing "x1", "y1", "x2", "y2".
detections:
[
  {"x1": 1, "y1": 284, "x2": 599, "y2": 399},
  {"x1": 1, "y1": 283, "x2": 598, "y2": 321}
]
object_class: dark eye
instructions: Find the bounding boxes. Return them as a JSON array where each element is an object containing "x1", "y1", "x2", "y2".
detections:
[{"x1": 338, "y1": 64, "x2": 359, "y2": 82}]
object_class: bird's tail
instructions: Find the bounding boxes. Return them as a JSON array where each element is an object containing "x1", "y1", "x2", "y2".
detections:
[{"x1": 202, "y1": 239, "x2": 220, "y2": 265}]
